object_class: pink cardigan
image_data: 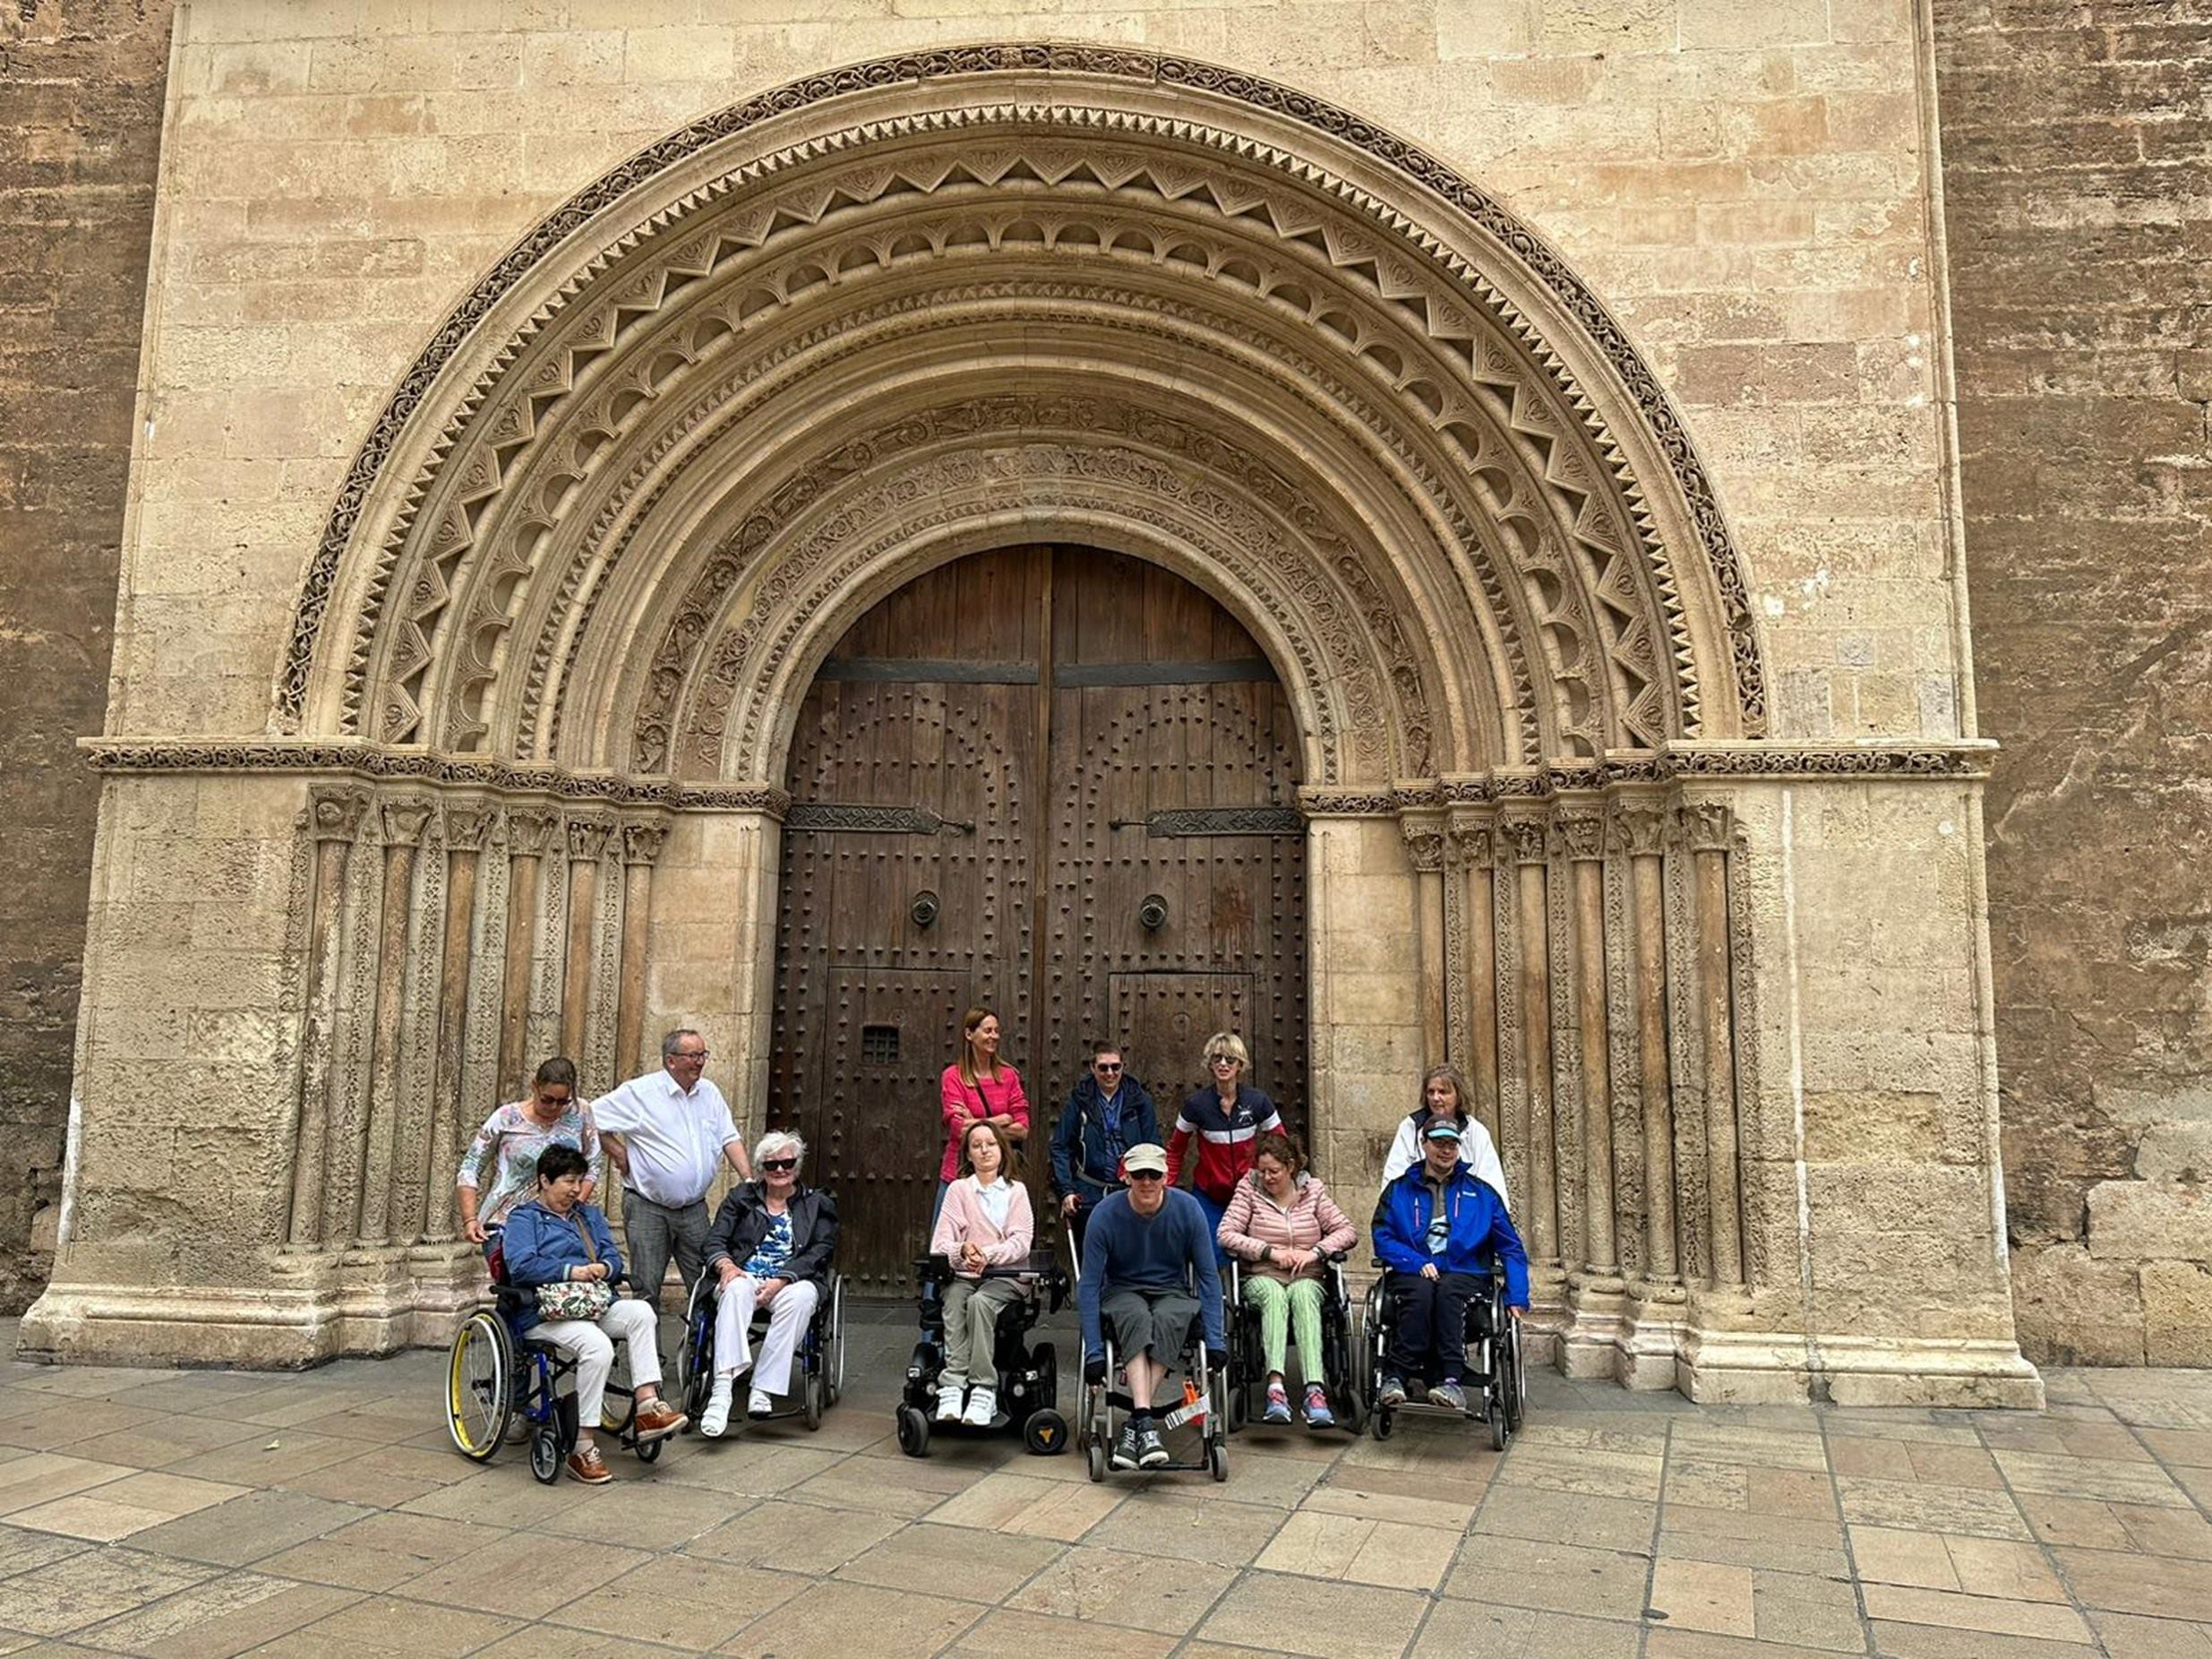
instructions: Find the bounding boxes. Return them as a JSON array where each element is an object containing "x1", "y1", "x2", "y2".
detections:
[
  {"x1": 930, "y1": 1176, "x2": 1035, "y2": 1285},
  {"x1": 1216, "y1": 1169, "x2": 1357, "y2": 1284}
]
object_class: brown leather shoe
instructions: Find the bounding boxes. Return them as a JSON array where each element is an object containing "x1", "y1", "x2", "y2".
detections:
[
  {"x1": 633, "y1": 1399, "x2": 689, "y2": 1442},
  {"x1": 565, "y1": 1444, "x2": 612, "y2": 1484}
]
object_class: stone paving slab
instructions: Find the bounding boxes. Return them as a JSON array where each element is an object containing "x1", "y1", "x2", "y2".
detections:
[{"x1": 4, "y1": 1316, "x2": 2212, "y2": 1656}]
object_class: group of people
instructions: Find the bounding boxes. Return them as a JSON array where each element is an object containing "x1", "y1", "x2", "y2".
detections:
[{"x1": 454, "y1": 1012, "x2": 1529, "y2": 1484}]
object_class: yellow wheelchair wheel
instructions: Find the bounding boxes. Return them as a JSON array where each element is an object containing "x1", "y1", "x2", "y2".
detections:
[{"x1": 448, "y1": 1309, "x2": 513, "y2": 1462}]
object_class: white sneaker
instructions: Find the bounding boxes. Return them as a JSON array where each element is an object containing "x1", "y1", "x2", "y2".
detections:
[
  {"x1": 936, "y1": 1382, "x2": 965, "y2": 1423},
  {"x1": 699, "y1": 1381, "x2": 733, "y2": 1439},
  {"x1": 962, "y1": 1387, "x2": 996, "y2": 1428},
  {"x1": 747, "y1": 1388, "x2": 774, "y2": 1418}
]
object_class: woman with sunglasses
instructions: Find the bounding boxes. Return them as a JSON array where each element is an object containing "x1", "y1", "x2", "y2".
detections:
[
  {"x1": 1166, "y1": 1031, "x2": 1283, "y2": 1245},
  {"x1": 455, "y1": 1055, "x2": 600, "y2": 1248},
  {"x1": 695, "y1": 1130, "x2": 839, "y2": 1436}
]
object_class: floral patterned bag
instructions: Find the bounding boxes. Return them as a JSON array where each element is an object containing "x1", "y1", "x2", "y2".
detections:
[{"x1": 534, "y1": 1211, "x2": 615, "y2": 1321}]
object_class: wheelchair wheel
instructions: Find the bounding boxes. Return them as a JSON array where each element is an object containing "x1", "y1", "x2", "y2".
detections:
[
  {"x1": 1335, "y1": 1382, "x2": 1367, "y2": 1436},
  {"x1": 1502, "y1": 1319, "x2": 1526, "y2": 1431},
  {"x1": 1209, "y1": 1439, "x2": 1229, "y2": 1483},
  {"x1": 529, "y1": 1424, "x2": 562, "y2": 1483},
  {"x1": 447, "y1": 1310, "x2": 512, "y2": 1463},
  {"x1": 826, "y1": 1275, "x2": 846, "y2": 1405},
  {"x1": 802, "y1": 1367, "x2": 825, "y2": 1431},
  {"x1": 1371, "y1": 1402, "x2": 1394, "y2": 1440},
  {"x1": 637, "y1": 1432, "x2": 664, "y2": 1464},
  {"x1": 602, "y1": 1345, "x2": 634, "y2": 1433},
  {"x1": 677, "y1": 1280, "x2": 716, "y2": 1423},
  {"x1": 1490, "y1": 1393, "x2": 1511, "y2": 1451},
  {"x1": 896, "y1": 1405, "x2": 931, "y2": 1458},
  {"x1": 1033, "y1": 1341, "x2": 1058, "y2": 1410},
  {"x1": 1025, "y1": 1407, "x2": 1068, "y2": 1457}
]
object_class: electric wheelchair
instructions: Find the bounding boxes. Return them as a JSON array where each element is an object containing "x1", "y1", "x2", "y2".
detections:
[
  {"x1": 674, "y1": 1267, "x2": 848, "y2": 1432},
  {"x1": 1361, "y1": 1267, "x2": 1525, "y2": 1449},
  {"x1": 1221, "y1": 1251, "x2": 1365, "y2": 1434},
  {"x1": 444, "y1": 1247, "x2": 664, "y2": 1482},
  {"x1": 895, "y1": 1253, "x2": 1071, "y2": 1458},
  {"x1": 1069, "y1": 1227, "x2": 1229, "y2": 1483}
]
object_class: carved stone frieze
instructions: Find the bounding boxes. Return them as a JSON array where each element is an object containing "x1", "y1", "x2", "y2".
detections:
[
  {"x1": 504, "y1": 811, "x2": 559, "y2": 859},
  {"x1": 442, "y1": 805, "x2": 498, "y2": 853},
  {"x1": 1554, "y1": 806, "x2": 1607, "y2": 862},
  {"x1": 1678, "y1": 800, "x2": 1735, "y2": 854},
  {"x1": 309, "y1": 786, "x2": 371, "y2": 843},
  {"x1": 1401, "y1": 817, "x2": 1447, "y2": 873},
  {"x1": 620, "y1": 823, "x2": 669, "y2": 865},
  {"x1": 378, "y1": 800, "x2": 434, "y2": 848},
  {"x1": 565, "y1": 819, "x2": 613, "y2": 864}
]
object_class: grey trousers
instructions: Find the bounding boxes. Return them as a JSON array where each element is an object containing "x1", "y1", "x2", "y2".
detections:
[{"x1": 621, "y1": 1188, "x2": 711, "y2": 1358}]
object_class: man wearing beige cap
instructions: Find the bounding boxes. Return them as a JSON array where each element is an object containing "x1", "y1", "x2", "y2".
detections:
[{"x1": 1077, "y1": 1141, "x2": 1225, "y2": 1469}]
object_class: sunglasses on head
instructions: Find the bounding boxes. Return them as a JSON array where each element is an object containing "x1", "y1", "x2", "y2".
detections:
[{"x1": 761, "y1": 1157, "x2": 797, "y2": 1173}]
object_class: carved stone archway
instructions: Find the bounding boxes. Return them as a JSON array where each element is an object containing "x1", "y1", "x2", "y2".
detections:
[{"x1": 27, "y1": 46, "x2": 2038, "y2": 1407}]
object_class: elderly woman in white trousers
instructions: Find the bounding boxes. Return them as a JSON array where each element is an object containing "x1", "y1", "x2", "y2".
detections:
[{"x1": 696, "y1": 1130, "x2": 841, "y2": 1435}]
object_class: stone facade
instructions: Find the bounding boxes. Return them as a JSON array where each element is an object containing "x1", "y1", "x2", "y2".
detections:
[
  {"x1": 0, "y1": 0, "x2": 2157, "y2": 1394},
  {"x1": 0, "y1": 0, "x2": 176, "y2": 1313},
  {"x1": 1936, "y1": 3, "x2": 2212, "y2": 1367}
]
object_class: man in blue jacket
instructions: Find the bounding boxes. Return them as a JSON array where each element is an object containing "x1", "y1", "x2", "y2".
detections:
[
  {"x1": 1079, "y1": 1142, "x2": 1225, "y2": 1470},
  {"x1": 1372, "y1": 1120, "x2": 1529, "y2": 1413},
  {"x1": 1050, "y1": 1040, "x2": 1160, "y2": 1255}
]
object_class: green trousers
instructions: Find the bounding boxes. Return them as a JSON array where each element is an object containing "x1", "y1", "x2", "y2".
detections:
[{"x1": 1242, "y1": 1274, "x2": 1325, "y2": 1382}]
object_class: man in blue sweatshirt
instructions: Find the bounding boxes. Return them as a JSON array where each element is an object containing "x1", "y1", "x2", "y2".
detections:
[{"x1": 1079, "y1": 1141, "x2": 1226, "y2": 1469}]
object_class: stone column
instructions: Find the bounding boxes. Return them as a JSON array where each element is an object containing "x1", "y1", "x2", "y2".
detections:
[
  {"x1": 287, "y1": 786, "x2": 369, "y2": 1248},
  {"x1": 425, "y1": 804, "x2": 496, "y2": 1240},
  {"x1": 615, "y1": 821, "x2": 668, "y2": 1081},
  {"x1": 1559, "y1": 804, "x2": 1617, "y2": 1278},
  {"x1": 1685, "y1": 799, "x2": 1745, "y2": 1288},
  {"x1": 1402, "y1": 812, "x2": 1448, "y2": 1061},
  {"x1": 499, "y1": 811, "x2": 556, "y2": 1101},
  {"x1": 1616, "y1": 801, "x2": 1678, "y2": 1285},
  {"x1": 1447, "y1": 813, "x2": 1500, "y2": 1148},
  {"x1": 560, "y1": 817, "x2": 613, "y2": 1060},
  {"x1": 1503, "y1": 814, "x2": 1559, "y2": 1279},
  {"x1": 359, "y1": 798, "x2": 433, "y2": 1244}
]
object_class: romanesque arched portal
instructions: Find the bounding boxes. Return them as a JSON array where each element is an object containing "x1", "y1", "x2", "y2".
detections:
[{"x1": 26, "y1": 46, "x2": 2038, "y2": 1406}]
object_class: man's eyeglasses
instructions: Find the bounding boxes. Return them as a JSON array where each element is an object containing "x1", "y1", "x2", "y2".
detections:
[
  {"x1": 672, "y1": 1050, "x2": 707, "y2": 1062},
  {"x1": 760, "y1": 1157, "x2": 798, "y2": 1173},
  {"x1": 1127, "y1": 1170, "x2": 1166, "y2": 1182}
]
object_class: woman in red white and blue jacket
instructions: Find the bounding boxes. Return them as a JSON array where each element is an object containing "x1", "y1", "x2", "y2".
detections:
[{"x1": 1166, "y1": 1030, "x2": 1283, "y2": 1242}]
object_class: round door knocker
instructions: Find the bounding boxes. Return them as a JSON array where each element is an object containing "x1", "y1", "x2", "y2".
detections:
[
  {"x1": 1136, "y1": 893, "x2": 1169, "y2": 931},
  {"x1": 910, "y1": 890, "x2": 939, "y2": 929}
]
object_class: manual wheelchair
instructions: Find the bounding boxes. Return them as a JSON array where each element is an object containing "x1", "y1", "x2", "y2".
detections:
[
  {"x1": 674, "y1": 1268, "x2": 847, "y2": 1432},
  {"x1": 1222, "y1": 1251, "x2": 1365, "y2": 1434},
  {"x1": 1069, "y1": 1228, "x2": 1229, "y2": 1483},
  {"x1": 1362, "y1": 1268, "x2": 1525, "y2": 1449},
  {"x1": 444, "y1": 1251, "x2": 665, "y2": 1483},
  {"x1": 895, "y1": 1253, "x2": 1071, "y2": 1458}
]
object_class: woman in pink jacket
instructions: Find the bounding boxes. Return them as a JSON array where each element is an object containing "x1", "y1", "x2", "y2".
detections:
[
  {"x1": 929, "y1": 1118, "x2": 1034, "y2": 1427},
  {"x1": 937, "y1": 1005, "x2": 1030, "y2": 1225},
  {"x1": 1216, "y1": 1130, "x2": 1358, "y2": 1428}
]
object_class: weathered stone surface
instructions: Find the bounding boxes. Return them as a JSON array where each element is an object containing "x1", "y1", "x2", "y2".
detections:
[
  {"x1": 1935, "y1": 3, "x2": 2212, "y2": 1362},
  {"x1": 2088, "y1": 1183, "x2": 2212, "y2": 1264},
  {"x1": 2143, "y1": 1261, "x2": 2212, "y2": 1368},
  {"x1": 2009, "y1": 1243, "x2": 2147, "y2": 1368},
  {"x1": 0, "y1": 0, "x2": 176, "y2": 1313}
]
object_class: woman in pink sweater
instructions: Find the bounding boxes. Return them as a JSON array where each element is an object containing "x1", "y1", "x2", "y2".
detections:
[
  {"x1": 929, "y1": 1119, "x2": 1034, "y2": 1427},
  {"x1": 1216, "y1": 1130, "x2": 1357, "y2": 1428}
]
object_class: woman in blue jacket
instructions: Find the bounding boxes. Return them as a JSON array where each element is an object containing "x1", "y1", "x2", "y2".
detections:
[
  {"x1": 1371, "y1": 1120, "x2": 1529, "y2": 1413},
  {"x1": 502, "y1": 1144, "x2": 688, "y2": 1482}
]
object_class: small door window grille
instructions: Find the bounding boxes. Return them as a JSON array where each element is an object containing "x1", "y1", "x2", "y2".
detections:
[{"x1": 860, "y1": 1024, "x2": 900, "y2": 1066}]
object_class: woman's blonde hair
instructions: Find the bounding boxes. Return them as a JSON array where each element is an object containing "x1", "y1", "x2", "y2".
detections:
[{"x1": 1202, "y1": 1030, "x2": 1249, "y2": 1070}]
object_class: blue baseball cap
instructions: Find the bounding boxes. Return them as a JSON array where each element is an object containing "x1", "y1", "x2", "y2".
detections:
[{"x1": 1423, "y1": 1121, "x2": 1463, "y2": 1142}]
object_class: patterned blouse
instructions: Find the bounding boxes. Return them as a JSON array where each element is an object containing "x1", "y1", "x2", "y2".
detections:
[{"x1": 455, "y1": 1100, "x2": 602, "y2": 1231}]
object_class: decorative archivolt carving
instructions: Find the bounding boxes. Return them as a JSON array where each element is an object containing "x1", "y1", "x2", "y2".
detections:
[{"x1": 279, "y1": 47, "x2": 1769, "y2": 777}]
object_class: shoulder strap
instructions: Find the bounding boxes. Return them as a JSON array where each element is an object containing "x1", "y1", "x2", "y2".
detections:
[{"x1": 570, "y1": 1210, "x2": 599, "y2": 1262}]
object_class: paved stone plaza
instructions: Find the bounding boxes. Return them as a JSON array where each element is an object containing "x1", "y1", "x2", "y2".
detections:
[{"x1": 1, "y1": 1312, "x2": 2208, "y2": 1658}]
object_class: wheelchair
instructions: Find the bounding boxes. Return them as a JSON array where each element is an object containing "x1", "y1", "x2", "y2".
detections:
[
  {"x1": 673, "y1": 1268, "x2": 846, "y2": 1432},
  {"x1": 444, "y1": 1249, "x2": 664, "y2": 1483},
  {"x1": 895, "y1": 1253, "x2": 1071, "y2": 1458},
  {"x1": 1221, "y1": 1251, "x2": 1365, "y2": 1434},
  {"x1": 1361, "y1": 1267, "x2": 1525, "y2": 1449},
  {"x1": 1069, "y1": 1229, "x2": 1229, "y2": 1483}
]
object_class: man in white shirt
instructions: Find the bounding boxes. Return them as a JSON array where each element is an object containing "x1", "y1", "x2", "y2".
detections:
[{"x1": 592, "y1": 1028, "x2": 754, "y2": 1349}]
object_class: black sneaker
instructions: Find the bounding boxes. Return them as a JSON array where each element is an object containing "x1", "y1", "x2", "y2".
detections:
[
  {"x1": 1377, "y1": 1375, "x2": 1407, "y2": 1407},
  {"x1": 1110, "y1": 1423, "x2": 1141, "y2": 1471},
  {"x1": 1136, "y1": 1422, "x2": 1170, "y2": 1469}
]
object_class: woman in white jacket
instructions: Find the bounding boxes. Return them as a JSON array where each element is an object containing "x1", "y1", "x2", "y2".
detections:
[{"x1": 1381, "y1": 1064, "x2": 1508, "y2": 1199}]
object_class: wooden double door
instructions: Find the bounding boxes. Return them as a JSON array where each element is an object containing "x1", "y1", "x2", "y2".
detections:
[{"x1": 767, "y1": 546, "x2": 1309, "y2": 1290}]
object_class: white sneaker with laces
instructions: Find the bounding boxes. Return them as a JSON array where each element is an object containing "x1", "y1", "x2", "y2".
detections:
[
  {"x1": 936, "y1": 1381, "x2": 965, "y2": 1423},
  {"x1": 699, "y1": 1380, "x2": 733, "y2": 1439},
  {"x1": 962, "y1": 1386, "x2": 996, "y2": 1427}
]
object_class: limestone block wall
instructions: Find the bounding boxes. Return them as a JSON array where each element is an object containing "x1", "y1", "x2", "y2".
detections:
[
  {"x1": 1934, "y1": 4, "x2": 2212, "y2": 1364},
  {"x1": 0, "y1": 0, "x2": 176, "y2": 1311}
]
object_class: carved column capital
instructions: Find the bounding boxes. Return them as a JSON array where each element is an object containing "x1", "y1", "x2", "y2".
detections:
[
  {"x1": 1400, "y1": 812, "x2": 1447, "y2": 872},
  {"x1": 566, "y1": 818, "x2": 614, "y2": 863},
  {"x1": 379, "y1": 799, "x2": 434, "y2": 848},
  {"x1": 1678, "y1": 799, "x2": 1735, "y2": 853},
  {"x1": 1608, "y1": 802, "x2": 1669, "y2": 859},
  {"x1": 1553, "y1": 805, "x2": 1607, "y2": 862},
  {"x1": 621, "y1": 822, "x2": 670, "y2": 867},
  {"x1": 308, "y1": 786, "x2": 371, "y2": 843},
  {"x1": 504, "y1": 810, "x2": 559, "y2": 857},
  {"x1": 442, "y1": 804, "x2": 498, "y2": 853},
  {"x1": 1445, "y1": 812, "x2": 1494, "y2": 872},
  {"x1": 1501, "y1": 816, "x2": 1550, "y2": 865}
]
